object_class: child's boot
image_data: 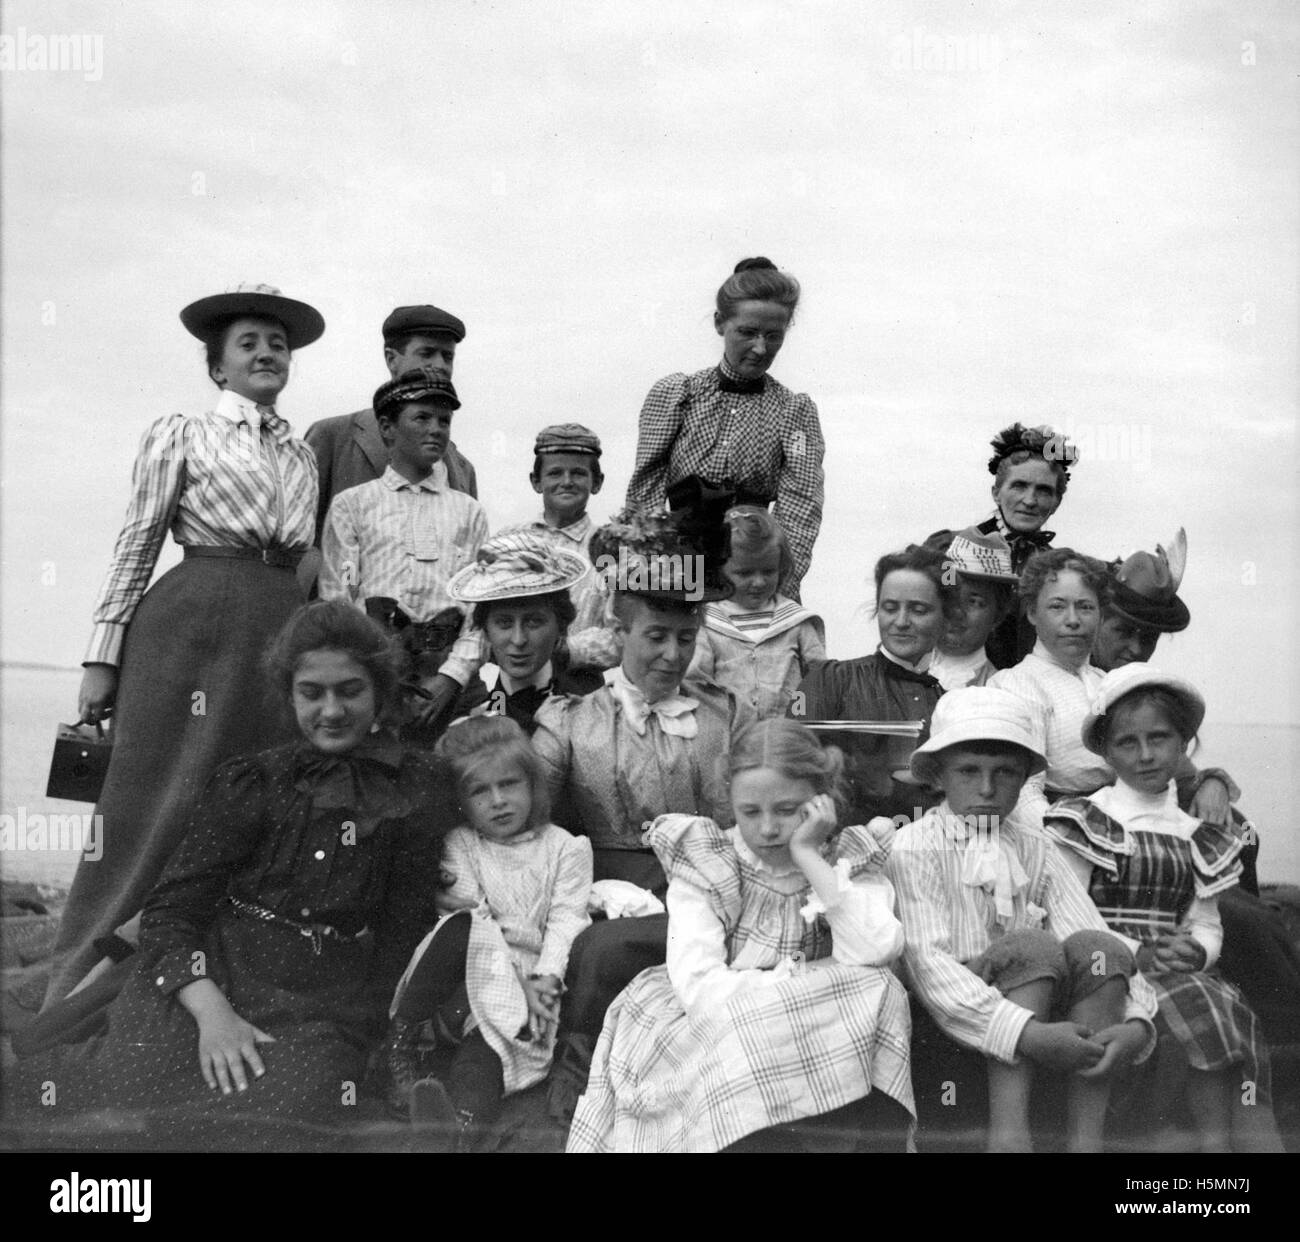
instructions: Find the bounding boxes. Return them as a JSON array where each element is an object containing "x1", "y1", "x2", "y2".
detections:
[
  {"x1": 409, "y1": 1077, "x2": 478, "y2": 1152},
  {"x1": 380, "y1": 1015, "x2": 426, "y2": 1115}
]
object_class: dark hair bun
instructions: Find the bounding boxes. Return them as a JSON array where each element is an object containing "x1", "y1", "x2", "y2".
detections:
[{"x1": 734, "y1": 256, "x2": 778, "y2": 273}]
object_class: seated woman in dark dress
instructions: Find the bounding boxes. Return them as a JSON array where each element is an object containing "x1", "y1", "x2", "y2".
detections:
[
  {"x1": 447, "y1": 531, "x2": 604, "y2": 733},
  {"x1": 9, "y1": 603, "x2": 445, "y2": 1151},
  {"x1": 792, "y1": 544, "x2": 949, "y2": 824}
]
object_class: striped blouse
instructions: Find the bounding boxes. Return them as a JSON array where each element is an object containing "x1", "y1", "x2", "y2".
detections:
[
  {"x1": 888, "y1": 801, "x2": 1158, "y2": 1065},
  {"x1": 625, "y1": 366, "x2": 825, "y2": 599},
  {"x1": 85, "y1": 390, "x2": 318, "y2": 666},
  {"x1": 318, "y1": 463, "x2": 488, "y2": 686}
]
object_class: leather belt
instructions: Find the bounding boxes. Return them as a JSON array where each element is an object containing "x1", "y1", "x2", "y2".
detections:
[{"x1": 184, "y1": 544, "x2": 303, "y2": 571}]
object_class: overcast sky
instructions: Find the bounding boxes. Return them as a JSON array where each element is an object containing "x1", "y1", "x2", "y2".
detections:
[{"x1": 1, "y1": 0, "x2": 1296, "y2": 731}]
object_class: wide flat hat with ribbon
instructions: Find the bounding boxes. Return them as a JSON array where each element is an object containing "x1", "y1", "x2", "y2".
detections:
[
  {"x1": 910, "y1": 687, "x2": 1047, "y2": 786},
  {"x1": 1106, "y1": 529, "x2": 1190, "y2": 632},
  {"x1": 180, "y1": 282, "x2": 325, "y2": 351},
  {"x1": 448, "y1": 531, "x2": 589, "y2": 604},
  {"x1": 1081, "y1": 662, "x2": 1205, "y2": 755}
]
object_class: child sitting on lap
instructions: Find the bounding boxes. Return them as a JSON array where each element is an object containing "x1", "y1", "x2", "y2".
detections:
[{"x1": 887, "y1": 687, "x2": 1157, "y2": 1152}]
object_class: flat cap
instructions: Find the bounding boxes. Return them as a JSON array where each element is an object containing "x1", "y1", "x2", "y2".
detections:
[
  {"x1": 534, "y1": 422, "x2": 602, "y2": 458},
  {"x1": 382, "y1": 304, "x2": 467, "y2": 343},
  {"x1": 373, "y1": 366, "x2": 461, "y2": 419}
]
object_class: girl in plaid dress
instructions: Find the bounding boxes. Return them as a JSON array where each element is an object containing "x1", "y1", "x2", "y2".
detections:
[
  {"x1": 567, "y1": 719, "x2": 914, "y2": 1152},
  {"x1": 384, "y1": 716, "x2": 592, "y2": 1148},
  {"x1": 1043, "y1": 665, "x2": 1283, "y2": 1151}
]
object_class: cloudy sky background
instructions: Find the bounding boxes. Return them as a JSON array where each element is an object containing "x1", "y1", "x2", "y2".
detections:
[{"x1": 2, "y1": 0, "x2": 1295, "y2": 735}]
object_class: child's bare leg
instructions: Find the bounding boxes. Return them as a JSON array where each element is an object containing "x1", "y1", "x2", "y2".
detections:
[
  {"x1": 987, "y1": 979, "x2": 1052, "y2": 1153},
  {"x1": 1185, "y1": 1069, "x2": 1232, "y2": 1153},
  {"x1": 1226, "y1": 1072, "x2": 1284, "y2": 1153},
  {"x1": 1066, "y1": 976, "x2": 1126, "y2": 1153}
]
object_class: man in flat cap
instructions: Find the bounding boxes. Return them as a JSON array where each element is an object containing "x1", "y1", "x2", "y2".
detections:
[{"x1": 305, "y1": 304, "x2": 478, "y2": 545}]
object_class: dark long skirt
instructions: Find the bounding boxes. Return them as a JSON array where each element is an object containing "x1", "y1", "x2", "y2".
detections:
[{"x1": 44, "y1": 556, "x2": 303, "y2": 1006}]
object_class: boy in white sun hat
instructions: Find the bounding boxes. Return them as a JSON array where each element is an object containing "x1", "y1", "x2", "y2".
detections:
[{"x1": 887, "y1": 686, "x2": 1158, "y2": 1152}]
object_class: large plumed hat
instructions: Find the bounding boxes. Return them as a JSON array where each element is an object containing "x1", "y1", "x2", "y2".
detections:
[
  {"x1": 1105, "y1": 529, "x2": 1190, "y2": 633},
  {"x1": 910, "y1": 687, "x2": 1047, "y2": 787},
  {"x1": 589, "y1": 500, "x2": 733, "y2": 604},
  {"x1": 180, "y1": 282, "x2": 325, "y2": 350},
  {"x1": 448, "y1": 531, "x2": 589, "y2": 604}
]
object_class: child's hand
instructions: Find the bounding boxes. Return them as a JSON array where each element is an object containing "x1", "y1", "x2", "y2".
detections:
[
  {"x1": 1152, "y1": 932, "x2": 1206, "y2": 974},
  {"x1": 789, "y1": 794, "x2": 838, "y2": 857},
  {"x1": 195, "y1": 1005, "x2": 276, "y2": 1095},
  {"x1": 1189, "y1": 778, "x2": 1231, "y2": 827},
  {"x1": 1018, "y1": 1019, "x2": 1105, "y2": 1073},
  {"x1": 1075, "y1": 1021, "x2": 1147, "y2": 1080},
  {"x1": 521, "y1": 974, "x2": 563, "y2": 1042}
]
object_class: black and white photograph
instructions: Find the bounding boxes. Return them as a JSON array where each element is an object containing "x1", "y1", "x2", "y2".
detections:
[{"x1": 0, "y1": 0, "x2": 1296, "y2": 1205}]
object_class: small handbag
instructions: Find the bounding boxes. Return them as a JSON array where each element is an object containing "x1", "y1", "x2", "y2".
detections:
[{"x1": 46, "y1": 721, "x2": 113, "y2": 803}]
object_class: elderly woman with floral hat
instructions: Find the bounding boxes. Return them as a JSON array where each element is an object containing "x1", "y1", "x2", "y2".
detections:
[
  {"x1": 46, "y1": 284, "x2": 325, "y2": 1009},
  {"x1": 447, "y1": 531, "x2": 604, "y2": 734},
  {"x1": 933, "y1": 423, "x2": 1079, "y2": 669}
]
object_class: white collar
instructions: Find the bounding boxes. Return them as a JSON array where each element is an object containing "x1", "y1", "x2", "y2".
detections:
[
  {"x1": 604, "y1": 666, "x2": 699, "y2": 737},
  {"x1": 213, "y1": 389, "x2": 277, "y2": 428},
  {"x1": 879, "y1": 644, "x2": 933, "y2": 675},
  {"x1": 382, "y1": 460, "x2": 448, "y2": 493},
  {"x1": 491, "y1": 660, "x2": 554, "y2": 696}
]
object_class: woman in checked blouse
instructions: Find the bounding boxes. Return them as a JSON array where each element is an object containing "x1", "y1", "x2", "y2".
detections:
[
  {"x1": 44, "y1": 284, "x2": 325, "y2": 1008},
  {"x1": 625, "y1": 257, "x2": 825, "y2": 601}
]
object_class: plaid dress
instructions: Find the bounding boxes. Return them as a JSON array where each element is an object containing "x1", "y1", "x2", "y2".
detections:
[
  {"x1": 1044, "y1": 797, "x2": 1268, "y2": 1101},
  {"x1": 567, "y1": 816, "x2": 914, "y2": 1152}
]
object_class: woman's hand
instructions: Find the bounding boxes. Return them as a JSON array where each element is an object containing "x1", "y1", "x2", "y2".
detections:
[
  {"x1": 1190, "y1": 778, "x2": 1231, "y2": 826},
  {"x1": 179, "y1": 978, "x2": 275, "y2": 1094},
  {"x1": 78, "y1": 664, "x2": 118, "y2": 725},
  {"x1": 411, "y1": 674, "x2": 460, "y2": 726},
  {"x1": 1074, "y1": 1020, "x2": 1148, "y2": 1080},
  {"x1": 789, "y1": 794, "x2": 838, "y2": 858}
]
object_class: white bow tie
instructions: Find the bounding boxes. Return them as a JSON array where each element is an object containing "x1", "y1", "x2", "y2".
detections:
[{"x1": 605, "y1": 668, "x2": 699, "y2": 738}]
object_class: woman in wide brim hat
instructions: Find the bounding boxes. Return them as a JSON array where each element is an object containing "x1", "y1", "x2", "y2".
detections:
[
  {"x1": 446, "y1": 531, "x2": 604, "y2": 734},
  {"x1": 44, "y1": 283, "x2": 326, "y2": 1012}
]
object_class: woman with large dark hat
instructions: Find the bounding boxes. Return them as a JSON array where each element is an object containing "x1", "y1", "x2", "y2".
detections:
[
  {"x1": 625, "y1": 257, "x2": 825, "y2": 601},
  {"x1": 45, "y1": 283, "x2": 326, "y2": 1007}
]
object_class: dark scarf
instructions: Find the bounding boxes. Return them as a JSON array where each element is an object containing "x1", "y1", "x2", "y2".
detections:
[{"x1": 292, "y1": 733, "x2": 412, "y2": 827}]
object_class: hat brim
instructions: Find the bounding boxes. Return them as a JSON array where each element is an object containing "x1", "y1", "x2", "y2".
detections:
[
  {"x1": 625, "y1": 583, "x2": 733, "y2": 604},
  {"x1": 181, "y1": 291, "x2": 325, "y2": 351},
  {"x1": 1106, "y1": 582, "x2": 1191, "y2": 633},
  {"x1": 953, "y1": 568, "x2": 1020, "y2": 584},
  {"x1": 1081, "y1": 672, "x2": 1206, "y2": 755},
  {"x1": 448, "y1": 556, "x2": 590, "y2": 605},
  {"x1": 910, "y1": 728, "x2": 1048, "y2": 787}
]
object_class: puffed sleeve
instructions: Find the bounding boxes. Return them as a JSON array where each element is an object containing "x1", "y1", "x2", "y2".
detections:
[
  {"x1": 810, "y1": 823, "x2": 905, "y2": 967},
  {"x1": 773, "y1": 393, "x2": 825, "y2": 601},
  {"x1": 137, "y1": 756, "x2": 271, "y2": 997},
  {"x1": 797, "y1": 616, "x2": 827, "y2": 676},
  {"x1": 534, "y1": 830, "x2": 594, "y2": 979},
  {"x1": 626, "y1": 373, "x2": 688, "y2": 510},
  {"x1": 318, "y1": 489, "x2": 363, "y2": 605},
  {"x1": 86, "y1": 414, "x2": 190, "y2": 666},
  {"x1": 531, "y1": 696, "x2": 575, "y2": 817}
]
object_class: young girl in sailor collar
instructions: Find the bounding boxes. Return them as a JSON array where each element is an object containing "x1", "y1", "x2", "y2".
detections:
[{"x1": 692, "y1": 506, "x2": 826, "y2": 717}]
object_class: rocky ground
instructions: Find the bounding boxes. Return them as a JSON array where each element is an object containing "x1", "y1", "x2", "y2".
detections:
[{"x1": 4, "y1": 879, "x2": 1299, "y2": 1153}]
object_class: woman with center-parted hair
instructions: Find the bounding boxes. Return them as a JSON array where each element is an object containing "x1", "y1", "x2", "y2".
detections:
[
  {"x1": 626, "y1": 257, "x2": 825, "y2": 602},
  {"x1": 44, "y1": 283, "x2": 325, "y2": 1010}
]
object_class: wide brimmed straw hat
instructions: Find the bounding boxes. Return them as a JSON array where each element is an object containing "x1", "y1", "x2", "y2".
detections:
[
  {"x1": 1080, "y1": 663, "x2": 1205, "y2": 755},
  {"x1": 180, "y1": 282, "x2": 325, "y2": 350},
  {"x1": 448, "y1": 531, "x2": 589, "y2": 605},
  {"x1": 910, "y1": 687, "x2": 1047, "y2": 786}
]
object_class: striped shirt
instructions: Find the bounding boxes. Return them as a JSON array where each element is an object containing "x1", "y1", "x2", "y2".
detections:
[
  {"x1": 987, "y1": 642, "x2": 1109, "y2": 827},
  {"x1": 625, "y1": 365, "x2": 825, "y2": 599},
  {"x1": 887, "y1": 801, "x2": 1158, "y2": 1065},
  {"x1": 318, "y1": 463, "x2": 488, "y2": 685},
  {"x1": 86, "y1": 390, "x2": 318, "y2": 666}
]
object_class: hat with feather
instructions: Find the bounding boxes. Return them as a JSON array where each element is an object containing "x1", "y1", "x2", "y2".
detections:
[{"x1": 1105, "y1": 529, "x2": 1190, "y2": 632}]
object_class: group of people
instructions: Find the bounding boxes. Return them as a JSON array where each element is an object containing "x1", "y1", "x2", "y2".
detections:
[{"x1": 8, "y1": 260, "x2": 1294, "y2": 1154}]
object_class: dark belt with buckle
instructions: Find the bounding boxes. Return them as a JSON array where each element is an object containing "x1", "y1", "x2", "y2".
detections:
[{"x1": 185, "y1": 545, "x2": 303, "y2": 571}]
